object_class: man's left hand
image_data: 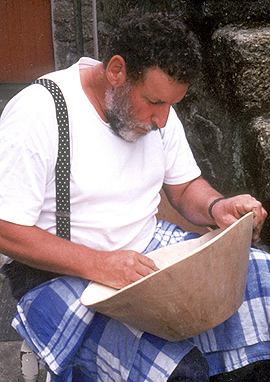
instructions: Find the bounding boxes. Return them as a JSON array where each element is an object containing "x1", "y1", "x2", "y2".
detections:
[{"x1": 210, "y1": 194, "x2": 268, "y2": 241}]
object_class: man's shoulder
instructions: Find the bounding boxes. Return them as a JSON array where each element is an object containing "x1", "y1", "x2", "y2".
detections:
[
  {"x1": 1, "y1": 83, "x2": 56, "y2": 122},
  {"x1": 159, "y1": 107, "x2": 183, "y2": 137},
  {"x1": 167, "y1": 106, "x2": 181, "y2": 124}
]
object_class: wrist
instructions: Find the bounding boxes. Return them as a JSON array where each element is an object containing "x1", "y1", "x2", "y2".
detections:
[{"x1": 208, "y1": 197, "x2": 225, "y2": 220}]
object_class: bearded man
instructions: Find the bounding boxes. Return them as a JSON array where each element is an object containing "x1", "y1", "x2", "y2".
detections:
[{"x1": 0, "y1": 11, "x2": 269, "y2": 382}]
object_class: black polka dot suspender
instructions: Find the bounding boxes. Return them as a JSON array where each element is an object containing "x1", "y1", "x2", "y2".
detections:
[{"x1": 34, "y1": 79, "x2": 71, "y2": 241}]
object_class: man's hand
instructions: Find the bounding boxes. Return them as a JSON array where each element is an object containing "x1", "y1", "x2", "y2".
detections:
[
  {"x1": 164, "y1": 177, "x2": 267, "y2": 242},
  {"x1": 92, "y1": 250, "x2": 159, "y2": 289},
  {"x1": 210, "y1": 194, "x2": 267, "y2": 241},
  {"x1": 0, "y1": 220, "x2": 159, "y2": 289}
]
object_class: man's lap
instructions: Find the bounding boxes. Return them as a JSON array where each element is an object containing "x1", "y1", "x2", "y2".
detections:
[
  {"x1": 13, "y1": 275, "x2": 193, "y2": 381},
  {"x1": 11, "y1": 221, "x2": 270, "y2": 380}
]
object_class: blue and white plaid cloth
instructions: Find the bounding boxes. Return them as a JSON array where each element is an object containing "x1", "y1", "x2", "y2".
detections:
[{"x1": 12, "y1": 221, "x2": 270, "y2": 381}]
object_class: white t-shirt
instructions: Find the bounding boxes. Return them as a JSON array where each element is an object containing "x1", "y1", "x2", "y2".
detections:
[{"x1": 0, "y1": 58, "x2": 200, "y2": 258}]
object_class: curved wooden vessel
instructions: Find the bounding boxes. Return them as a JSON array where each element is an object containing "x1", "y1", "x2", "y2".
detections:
[{"x1": 81, "y1": 213, "x2": 253, "y2": 341}]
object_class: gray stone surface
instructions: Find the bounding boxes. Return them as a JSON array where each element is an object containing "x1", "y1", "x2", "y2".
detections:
[
  {"x1": 0, "y1": 341, "x2": 24, "y2": 382},
  {"x1": 0, "y1": 257, "x2": 47, "y2": 382},
  {"x1": 202, "y1": 0, "x2": 270, "y2": 26},
  {"x1": 0, "y1": 341, "x2": 47, "y2": 382},
  {"x1": 204, "y1": 25, "x2": 270, "y2": 244},
  {"x1": 244, "y1": 114, "x2": 270, "y2": 245},
  {"x1": 175, "y1": 75, "x2": 245, "y2": 194},
  {"x1": 211, "y1": 26, "x2": 270, "y2": 113},
  {"x1": 51, "y1": 0, "x2": 95, "y2": 70},
  {"x1": 174, "y1": 21, "x2": 270, "y2": 245}
]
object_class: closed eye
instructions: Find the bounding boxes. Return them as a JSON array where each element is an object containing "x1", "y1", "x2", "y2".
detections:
[{"x1": 146, "y1": 98, "x2": 165, "y2": 106}]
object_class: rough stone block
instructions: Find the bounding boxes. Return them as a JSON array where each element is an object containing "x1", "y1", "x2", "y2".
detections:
[
  {"x1": 81, "y1": 4, "x2": 93, "y2": 40},
  {"x1": 245, "y1": 114, "x2": 270, "y2": 245},
  {"x1": 176, "y1": 76, "x2": 247, "y2": 195},
  {"x1": 212, "y1": 26, "x2": 270, "y2": 113},
  {"x1": 247, "y1": 115, "x2": 270, "y2": 199},
  {"x1": 202, "y1": 0, "x2": 270, "y2": 26},
  {"x1": 54, "y1": 41, "x2": 78, "y2": 70},
  {"x1": 53, "y1": 1, "x2": 76, "y2": 41}
]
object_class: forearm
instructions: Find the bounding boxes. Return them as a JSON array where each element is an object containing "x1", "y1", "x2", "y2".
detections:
[
  {"x1": 0, "y1": 219, "x2": 98, "y2": 279},
  {"x1": 0, "y1": 219, "x2": 158, "y2": 289},
  {"x1": 163, "y1": 176, "x2": 223, "y2": 226},
  {"x1": 163, "y1": 176, "x2": 267, "y2": 241}
]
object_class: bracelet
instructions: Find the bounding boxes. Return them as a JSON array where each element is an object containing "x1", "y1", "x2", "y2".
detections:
[{"x1": 208, "y1": 197, "x2": 225, "y2": 220}]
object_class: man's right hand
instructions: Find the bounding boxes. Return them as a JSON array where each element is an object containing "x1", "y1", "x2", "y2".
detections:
[
  {"x1": 0, "y1": 219, "x2": 159, "y2": 290},
  {"x1": 92, "y1": 250, "x2": 159, "y2": 289}
]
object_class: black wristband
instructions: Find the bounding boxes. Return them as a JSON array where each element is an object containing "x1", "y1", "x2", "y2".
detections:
[{"x1": 208, "y1": 197, "x2": 225, "y2": 220}]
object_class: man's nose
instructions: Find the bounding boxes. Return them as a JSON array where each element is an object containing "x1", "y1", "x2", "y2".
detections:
[{"x1": 151, "y1": 105, "x2": 170, "y2": 129}]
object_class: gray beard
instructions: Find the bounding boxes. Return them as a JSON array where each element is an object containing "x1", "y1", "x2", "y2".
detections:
[{"x1": 104, "y1": 84, "x2": 157, "y2": 142}]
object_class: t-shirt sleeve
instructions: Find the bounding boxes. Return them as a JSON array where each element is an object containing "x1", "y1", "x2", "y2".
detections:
[
  {"x1": 161, "y1": 107, "x2": 201, "y2": 185},
  {"x1": 0, "y1": 85, "x2": 58, "y2": 226}
]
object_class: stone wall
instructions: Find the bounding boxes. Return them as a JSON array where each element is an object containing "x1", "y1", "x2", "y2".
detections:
[
  {"x1": 51, "y1": 0, "x2": 270, "y2": 245},
  {"x1": 176, "y1": 1, "x2": 270, "y2": 246},
  {"x1": 51, "y1": 0, "x2": 94, "y2": 69}
]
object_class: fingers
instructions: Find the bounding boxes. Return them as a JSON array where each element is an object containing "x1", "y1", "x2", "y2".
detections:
[
  {"x1": 233, "y1": 196, "x2": 267, "y2": 241},
  {"x1": 214, "y1": 194, "x2": 267, "y2": 242},
  {"x1": 100, "y1": 250, "x2": 159, "y2": 290},
  {"x1": 137, "y1": 254, "x2": 159, "y2": 274},
  {"x1": 125, "y1": 253, "x2": 159, "y2": 283},
  {"x1": 251, "y1": 204, "x2": 268, "y2": 241}
]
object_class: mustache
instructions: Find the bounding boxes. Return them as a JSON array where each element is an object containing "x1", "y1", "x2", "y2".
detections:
[
  {"x1": 142, "y1": 122, "x2": 159, "y2": 133},
  {"x1": 151, "y1": 123, "x2": 159, "y2": 131}
]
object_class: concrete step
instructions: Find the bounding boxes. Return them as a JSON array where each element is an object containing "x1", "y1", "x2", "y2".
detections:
[{"x1": 0, "y1": 341, "x2": 47, "y2": 382}]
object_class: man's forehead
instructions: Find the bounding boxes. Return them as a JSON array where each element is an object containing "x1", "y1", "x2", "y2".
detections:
[
  {"x1": 133, "y1": 67, "x2": 189, "y2": 104},
  {"x1": 137, "y1": 66, "x2": 173, "y2": 83}
]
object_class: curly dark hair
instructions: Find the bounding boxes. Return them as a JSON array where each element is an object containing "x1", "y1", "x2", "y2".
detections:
[{"x1": 103, "y1": 11, "x2": 202, "y2": 84}]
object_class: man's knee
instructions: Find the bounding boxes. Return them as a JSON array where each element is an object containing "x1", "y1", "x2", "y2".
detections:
[{"x1": 167, "y1": 347, "x2": 209, "y2": 382}]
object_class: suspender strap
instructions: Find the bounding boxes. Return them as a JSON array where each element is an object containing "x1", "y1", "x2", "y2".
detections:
[{"x1": 33, "y1": 79, "x2": 71, "y2": 241}]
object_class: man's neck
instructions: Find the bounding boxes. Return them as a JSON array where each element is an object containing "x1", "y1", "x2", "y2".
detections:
[{"x1": 80, "y1": 63, "x2": 109, "y2": 122}]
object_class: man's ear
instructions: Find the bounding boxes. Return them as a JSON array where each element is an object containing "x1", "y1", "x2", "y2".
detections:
[{"x1": 106, "y1": 55, "x2": 127, "y2": 87}]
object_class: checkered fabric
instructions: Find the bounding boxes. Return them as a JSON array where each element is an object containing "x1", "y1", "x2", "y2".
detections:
[{"x1": 12, "y1": 221, "x2": 270, "y2": 381}]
